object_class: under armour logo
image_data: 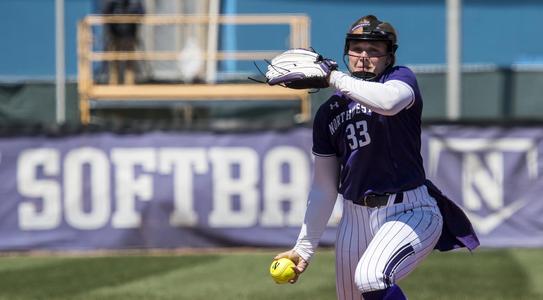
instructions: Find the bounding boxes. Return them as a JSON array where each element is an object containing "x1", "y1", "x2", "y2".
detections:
[{"x1": 329, "y1": 101, "x2": 339, "y2": 110}]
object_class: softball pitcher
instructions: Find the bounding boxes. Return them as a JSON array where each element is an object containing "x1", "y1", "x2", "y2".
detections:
[{"x1": 268, "y1": 15, "x2": 479, "y2": 300}]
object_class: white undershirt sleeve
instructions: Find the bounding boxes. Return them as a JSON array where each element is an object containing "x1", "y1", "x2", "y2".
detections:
[
  {"x1": 293, "y1": 155, "x2": 339, "y2": 262},
  {"x1": 329, "y1": 70, "x2": 415, "y2": 116}
]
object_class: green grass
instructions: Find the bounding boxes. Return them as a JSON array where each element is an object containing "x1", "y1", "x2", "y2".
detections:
[{"x1": 0, "y1": 248, "x2": 542, "y2": 300}]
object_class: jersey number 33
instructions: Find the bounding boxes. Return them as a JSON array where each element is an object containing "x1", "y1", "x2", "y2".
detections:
[{"x1": 346, "y1": 120, "x2": 371, "y2": 150}]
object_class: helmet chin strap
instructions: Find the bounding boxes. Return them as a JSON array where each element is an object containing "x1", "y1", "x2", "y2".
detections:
[{"x1": 352, "y1": 71, "x2": 377, "y2": 80}]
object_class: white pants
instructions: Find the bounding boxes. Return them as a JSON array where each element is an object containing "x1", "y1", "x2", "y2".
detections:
[{"x1": 335, "y1": 184, "x2": 443, "y2": 300}]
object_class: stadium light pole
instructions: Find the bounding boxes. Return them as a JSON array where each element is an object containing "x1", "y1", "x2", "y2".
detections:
[
  {"x1": 446, "y1": 0, "x2": 462, "y2": 120},
  {"x1": 55, "y1": 0, "x2": 66, "y2": 124},
  {"x1": 206, "y1": 0, "x2": 220, "y2": 83}
]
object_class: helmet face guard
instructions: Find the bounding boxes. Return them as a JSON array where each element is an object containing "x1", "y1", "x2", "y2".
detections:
[{"x1": 343, "y1": 15, "x2": 398, "y2": 81}]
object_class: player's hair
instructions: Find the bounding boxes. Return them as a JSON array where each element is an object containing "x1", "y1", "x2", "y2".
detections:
[{"x1": 343, "y1": 15, "x2": 398, "y2": 79}]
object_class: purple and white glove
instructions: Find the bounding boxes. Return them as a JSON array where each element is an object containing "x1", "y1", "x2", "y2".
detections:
[{"x1": 266, "y1": 49, "x2": 338, "y2": 89}]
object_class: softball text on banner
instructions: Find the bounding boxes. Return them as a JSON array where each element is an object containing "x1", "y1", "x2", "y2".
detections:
[{"x1": 0, "y1": 126, "x2": 542, "y2": 250}]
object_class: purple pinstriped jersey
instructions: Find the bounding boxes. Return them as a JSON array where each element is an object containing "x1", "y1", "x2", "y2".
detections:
[{"x1": 313, "y1": 66, "x2": 425, "y2": 200}]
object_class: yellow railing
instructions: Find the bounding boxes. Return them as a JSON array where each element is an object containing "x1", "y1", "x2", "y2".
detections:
[{"x1": 77, "y1": 14, "x2": 311, "y2": 124}]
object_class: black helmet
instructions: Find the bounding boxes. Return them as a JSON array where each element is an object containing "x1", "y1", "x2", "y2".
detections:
[{"x1": 343, "y1": 15, "x2": 398, "y2": 80}]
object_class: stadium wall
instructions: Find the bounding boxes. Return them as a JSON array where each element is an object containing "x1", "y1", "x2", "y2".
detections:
[{"x1": 2, "y1": 69, "x2": 543, "y2": 125}]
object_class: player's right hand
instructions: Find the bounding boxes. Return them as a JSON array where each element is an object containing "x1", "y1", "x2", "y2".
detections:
[{"x1": 274, "y1": 249, "x2": 309, "y2": 284}]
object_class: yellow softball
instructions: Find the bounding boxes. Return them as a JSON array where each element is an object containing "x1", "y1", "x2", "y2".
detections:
[{"x1": 269, "y1": 258, "x2": 296, "y2": 284}]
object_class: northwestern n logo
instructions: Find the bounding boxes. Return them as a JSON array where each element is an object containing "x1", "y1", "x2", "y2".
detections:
[{"x1": 428, "y1": 137, "x2": 538, "y2": 234}]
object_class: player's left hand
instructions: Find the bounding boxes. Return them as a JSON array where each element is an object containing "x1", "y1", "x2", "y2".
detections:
[
  {"x1": 265, "y1": 48, "x2": 338, "y2": 89},
  {"x1": 273, "y1": 249, "x2": 309, "y2": 284}
]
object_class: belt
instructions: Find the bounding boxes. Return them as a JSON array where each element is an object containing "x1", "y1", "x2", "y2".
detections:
[{"x1": 353, "y1": 192, "x2": 404, "y2": 208}]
